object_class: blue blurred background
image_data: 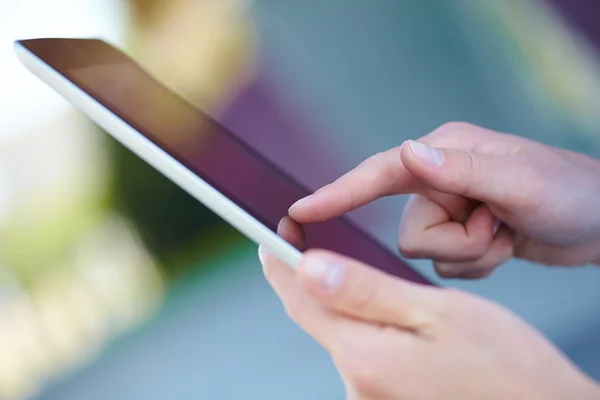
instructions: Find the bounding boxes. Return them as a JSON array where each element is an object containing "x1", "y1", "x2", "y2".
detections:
[{"x1": 2, "y1": 0, "x2": 600, "y2": 399}]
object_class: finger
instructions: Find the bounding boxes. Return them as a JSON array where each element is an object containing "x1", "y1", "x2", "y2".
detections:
[
  {"x1": 400, "y1": 140, "x2": 538, "y2": 207},
  {"x1": 421, "y1": 190, "x2": 475, "y2": 224},
  {"x1": 398, "y1": 196, "x2": 497, "y2": 262},
  {"x1": 297, "y1": 250, "x2": 447, "y2": 333},
  {"x1": 259, "y1": 247, "x2": 347, "y2": 350},
  {"x1": 287, "y1": 123, "x2": 490, "y2": 223},
  {"x1": 434, "y1": 227, "x2": 513, "y2": 279},
  {"x1": 260, "y1": 249, "x2": 413, "y2": 360},
  {"x1": 288, "y1": 145, "x2": 423, "y2": 223},
  {"x1": 277, "y1": 216, "x2": 307, "y2": 251}
]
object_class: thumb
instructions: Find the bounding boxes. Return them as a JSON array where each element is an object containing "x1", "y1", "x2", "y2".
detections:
[
  {"x1": 298, "y1": 250, "x2": 445, "y2": 332},
  {"x1": 401, "y1": 140, "x2": 533, "y2": 206}
]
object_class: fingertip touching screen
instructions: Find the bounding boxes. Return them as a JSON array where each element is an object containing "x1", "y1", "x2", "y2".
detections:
[{"x1": 19, "y1": 38, "x2": 432, "y2": 285}]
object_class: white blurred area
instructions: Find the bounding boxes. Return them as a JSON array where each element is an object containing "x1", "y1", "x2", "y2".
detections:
[
  {"x1": 0, "y1": 2, "x2": 164, "y2": 399},
  {"x1": 0, "y1": 0, "x2": 125, "y2": 140}
]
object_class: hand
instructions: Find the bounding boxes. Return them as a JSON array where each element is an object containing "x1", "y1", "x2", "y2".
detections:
[
  {"x1": 260, "y1": 224, "x2": 599, "y2": 399},
  {"x1": 289, "y1": 122, "x2": 600, "y2": 278}
]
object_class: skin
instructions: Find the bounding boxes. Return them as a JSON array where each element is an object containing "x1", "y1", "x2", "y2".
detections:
[{"x1": 259, "y1": 122, "x2": 600, "y2": 399}]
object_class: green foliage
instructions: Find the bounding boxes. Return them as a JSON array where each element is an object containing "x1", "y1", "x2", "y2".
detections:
[{"x1": 105, "y1": 132, "x2": 226, "y2": 270}]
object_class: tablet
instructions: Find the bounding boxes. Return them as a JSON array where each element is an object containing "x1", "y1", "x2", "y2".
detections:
[{"x1": 15, "y1": 38, "x2": 431, "y2": 285}]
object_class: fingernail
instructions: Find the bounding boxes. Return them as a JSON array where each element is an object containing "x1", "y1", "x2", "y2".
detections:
[
  {"x1": 436, "y1": 264, "x2": 456, "y2": 274},
  {"x1": 493, "y1": 219, "x2": 501, "y2": 236},
  {"x1": 408, "y1": 140, "x2": 444, "y2": 166},
  {"x1": 258, "y1": 245, "x2": 268, "y2": 264},
  {"x1": 289, "y1": 194, "x2": 313, "y2": 211},
  {"x1": 304, "y1": 258, "x2": 345, "y2": 291}
]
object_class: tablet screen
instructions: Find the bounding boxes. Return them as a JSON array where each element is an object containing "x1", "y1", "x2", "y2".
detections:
[{"x1": 20, "y1": 38, "x2": 431, "y2": 285}]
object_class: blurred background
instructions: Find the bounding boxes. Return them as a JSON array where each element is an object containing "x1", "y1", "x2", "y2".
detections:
[{"x1": 2, "y1": 0, "x2": 600, "y2": 399}]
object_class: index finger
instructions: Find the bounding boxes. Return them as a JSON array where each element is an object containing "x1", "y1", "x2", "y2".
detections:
[{"x1": 289, "y1": 142, "x2": 422, "y2": 223}]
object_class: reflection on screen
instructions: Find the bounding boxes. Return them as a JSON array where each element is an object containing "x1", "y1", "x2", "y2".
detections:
[{"x1": 67, "y1": 56, "x2": 430, "y2": 285}]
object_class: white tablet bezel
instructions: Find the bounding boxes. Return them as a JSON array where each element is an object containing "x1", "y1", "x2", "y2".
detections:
[{"x1": 14, "y1": 41, "x2": 303, "y2": 268}]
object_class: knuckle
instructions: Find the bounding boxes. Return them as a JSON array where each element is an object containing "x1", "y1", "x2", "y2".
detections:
[
  {"x1": 362, "y1": 151, "x2": 402, "y2": 196},
  {"x1": 431, "y1": 121, "x2": 474, "y2": 139},
  {"x1": 425, "y1": 121, "x2": 491, "y2": 149},
  {"x1": 498, "y1": 240, "x2": 515, "y2": 265},
  {"x1": 462, "y1": 236, "x2": 491, "y2": 260},
  {"x1": 450, "y1": 150, "x2": 477, "y2": 197},
  {"x1": 397, "y1": 236, "x2": 424, "y2": 259},
  {"x1": 344, "y1": 278, "x2": 377, "y2": 314}
]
